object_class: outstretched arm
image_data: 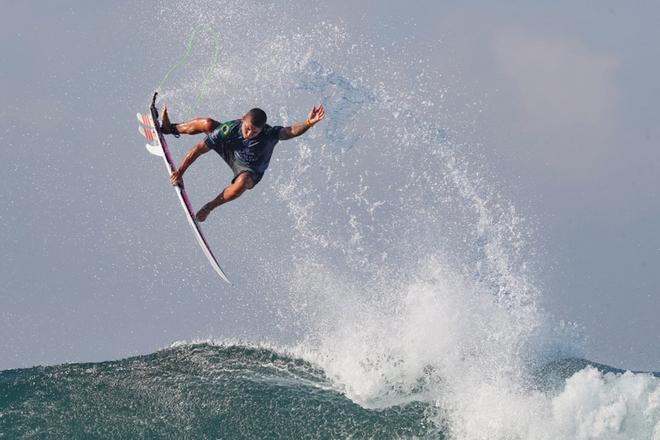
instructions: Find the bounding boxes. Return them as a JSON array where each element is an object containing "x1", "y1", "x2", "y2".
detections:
[
  {"x1": 279, "y1": 104, "x2": 325, "y2": 140},
  {"x1": 170, "y1": 140, "x2": 210, "y2": 186}
]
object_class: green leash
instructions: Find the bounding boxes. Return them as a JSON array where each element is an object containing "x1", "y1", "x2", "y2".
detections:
[{"x1": 155, "y1": 23, "x2": 221, "y2": 115}]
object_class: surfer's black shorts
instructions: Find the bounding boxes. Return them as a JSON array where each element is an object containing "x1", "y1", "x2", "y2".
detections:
[
  {"x1": 205, "y1": 127, "x2": 264, "y2": 186},
  {"x1": 212, "y1": 143, "x2": 264, "y2": 186}
]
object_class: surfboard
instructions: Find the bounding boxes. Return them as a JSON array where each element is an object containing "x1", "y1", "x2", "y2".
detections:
[{"x1": 137, "y1": 92, "x2": 231, "y2": 284}]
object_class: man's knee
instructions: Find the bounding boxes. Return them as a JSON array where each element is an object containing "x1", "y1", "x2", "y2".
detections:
[
  {"x1": 201, "y1": 118, "x2": 216, "y2": 133},
  {"x1": 234, "y1": 172, "x2": 255, "y2": 191}
]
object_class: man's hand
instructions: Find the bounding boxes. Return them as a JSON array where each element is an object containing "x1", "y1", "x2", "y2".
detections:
[
  {"x1": 307, "y1": 104, "x2": 325, "y2": 126},
  {"x1": 279, "y1": 104, "x2": 326, "y2": 140},
  {"x1": 170, "y1": 168, "x2": 184, "y2": 187}
]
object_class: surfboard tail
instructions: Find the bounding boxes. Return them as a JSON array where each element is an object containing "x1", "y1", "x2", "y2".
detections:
[{"x1": 138, "y1": 123, "x2": 165, "y2": 157}]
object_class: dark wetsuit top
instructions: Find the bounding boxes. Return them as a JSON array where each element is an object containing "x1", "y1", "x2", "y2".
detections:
[{"x1": 205, "y1": 119, "x2": 283, "y2": 185}]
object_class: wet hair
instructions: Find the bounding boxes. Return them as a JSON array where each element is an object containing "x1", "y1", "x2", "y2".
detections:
[{"x1": 245, "y1": 108, "x2": 267, "y2": 128}]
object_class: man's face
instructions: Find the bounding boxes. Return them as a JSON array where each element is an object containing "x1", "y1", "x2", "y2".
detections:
[{"x1": 241, "y1": 117, "x2": 263, "y2": 140}]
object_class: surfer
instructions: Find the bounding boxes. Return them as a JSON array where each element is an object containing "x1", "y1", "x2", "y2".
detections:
[{"x1": 161, "y1": 104, "x2": 325, "y2": 222}]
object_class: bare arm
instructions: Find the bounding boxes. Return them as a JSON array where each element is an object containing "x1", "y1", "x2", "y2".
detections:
[
  {"x1": 279, "y1": 104, "x2": 326, "y2": 140},
  {"x1": 170, "y1": 140, "x2": 209, "y2": 186}
]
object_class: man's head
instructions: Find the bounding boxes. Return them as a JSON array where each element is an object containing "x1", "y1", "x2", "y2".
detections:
[{"x1": 241, "y1": 108, "x2": 267, "y2": 140}]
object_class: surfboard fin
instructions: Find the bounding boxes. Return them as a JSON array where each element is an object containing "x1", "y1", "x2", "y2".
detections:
[{"x1": 145, "y1": 143, "x2": 165, "y2": 157}]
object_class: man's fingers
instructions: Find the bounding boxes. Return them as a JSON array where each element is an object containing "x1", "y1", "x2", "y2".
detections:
[
  {"x1": 170, "y1": 172, "x2": 183, "y2": 187},
  {"x1": 307, "y1": 104, "x2": 325, "y2": 124}
]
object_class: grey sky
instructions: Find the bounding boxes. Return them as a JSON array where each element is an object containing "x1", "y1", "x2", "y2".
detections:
[{"x1": 1, "y1": 0, "x2": 658, "y2": 371}]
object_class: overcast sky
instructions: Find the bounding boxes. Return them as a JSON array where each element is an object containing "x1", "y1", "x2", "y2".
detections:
[{"x1": 1, "y1": 0, "x2": 658, "y2": 371}]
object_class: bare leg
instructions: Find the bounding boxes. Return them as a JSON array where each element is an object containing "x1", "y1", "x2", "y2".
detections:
[
  {"x1": 161, "y1": 106, "x2": 216, "y2": 135},
  {"x1": 196, "y1": 173, "x2": 255, "y2": 222}
]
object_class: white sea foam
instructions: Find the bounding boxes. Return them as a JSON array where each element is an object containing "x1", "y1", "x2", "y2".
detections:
[{"x1": 288, "y1": 257, "x2": 660, "y2": 440}]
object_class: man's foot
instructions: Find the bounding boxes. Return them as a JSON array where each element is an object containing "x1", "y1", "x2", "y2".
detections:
[
  {"x1": 196, "y1": 204, "x2": 213, "y2": 222},
  {"x1": 160, "y1": 106, "x2": 178, "y2": 136}
]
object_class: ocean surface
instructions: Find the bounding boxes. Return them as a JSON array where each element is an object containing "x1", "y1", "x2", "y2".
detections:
[{"x1": 1, "y1": 342, "x2": 658, "y2": 439}]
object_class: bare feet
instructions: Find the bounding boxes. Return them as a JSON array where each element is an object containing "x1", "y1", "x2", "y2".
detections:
[
  {"x1": 196, "y1": 204, "x2": 213, "y2": 222},
  {"x1": 160, "y1": 106, "x2": 176, "y2": 135}
]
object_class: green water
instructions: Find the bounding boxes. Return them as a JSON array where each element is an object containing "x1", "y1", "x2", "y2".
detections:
[{"x1": 0, "y1": 344, "x2": 435, "y2": 439}]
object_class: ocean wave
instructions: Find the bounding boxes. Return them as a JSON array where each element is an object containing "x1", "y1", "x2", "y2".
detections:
[
  {"x1": 2, "y1": 343, "x2": 658, "y2": 439},
  {"x1": 0, "y1": 343, "x2": 431, "y2": 439}
]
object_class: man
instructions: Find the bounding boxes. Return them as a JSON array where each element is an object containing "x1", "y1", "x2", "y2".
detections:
[{"x1": 160, "y1": 104, "x2": 325, "y2": 222}]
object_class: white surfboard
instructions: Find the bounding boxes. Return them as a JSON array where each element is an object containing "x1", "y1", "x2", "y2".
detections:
[{"x1": 137, "y1": 93, "x2": 231, "y2": 284}]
